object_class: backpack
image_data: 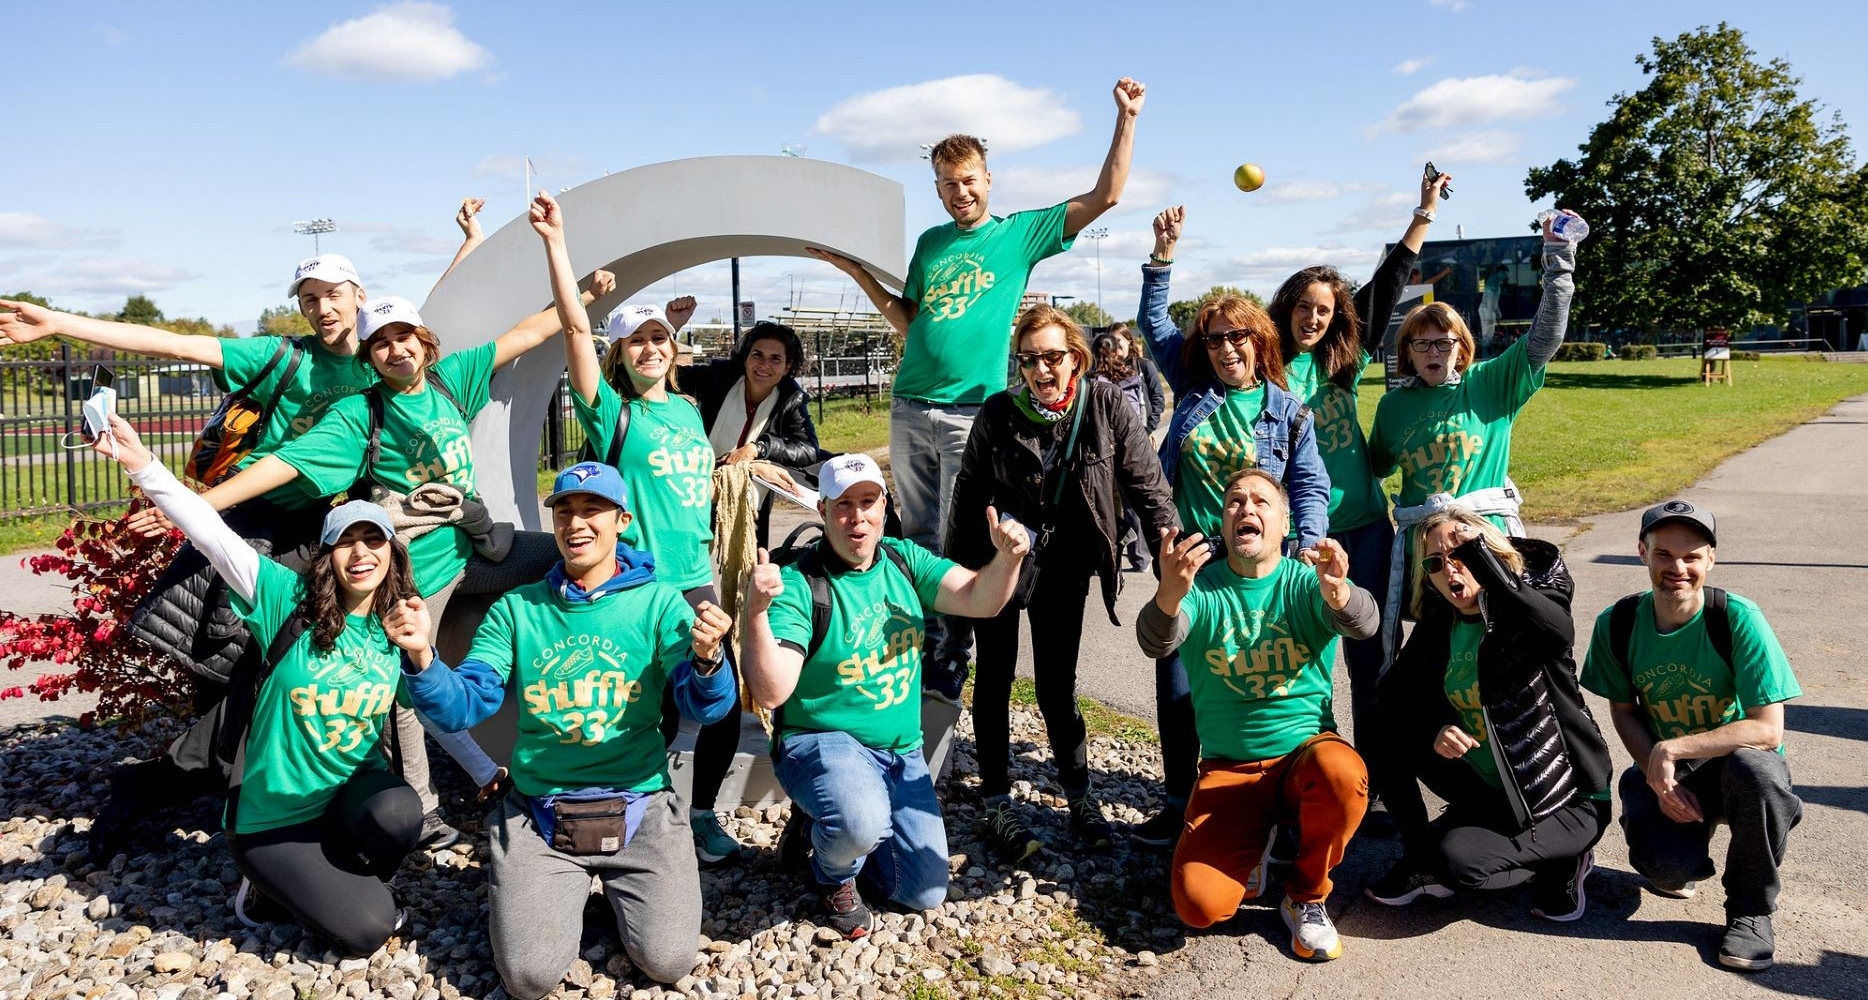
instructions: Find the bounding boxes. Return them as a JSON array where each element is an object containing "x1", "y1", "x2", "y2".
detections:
[
  {"x1": 348, "y1": 370, "x2": 467, "y2": 502},
  {"x1": 575, "y1": 398, "x2": 632, "y2": 467},
  {"x1": 1607, "y1": 587, "x2": 1734, "y2": 732},
  {"x1": 185, "y1": 337, "x2": 309, "y2": 486}
]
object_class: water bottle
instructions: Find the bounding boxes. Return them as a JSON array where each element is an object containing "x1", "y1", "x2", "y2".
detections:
[{"x1": 1537, "y1": 209, "x2": 1589, "y2": 244}]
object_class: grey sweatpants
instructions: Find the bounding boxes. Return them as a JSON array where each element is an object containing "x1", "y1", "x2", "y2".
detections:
[
  {"x1": 1618, "y1": 749, "x2": 1803, "y2": 917},
  {"x1": 487, "y1": 790, "x2": 701, "y2": 998}
]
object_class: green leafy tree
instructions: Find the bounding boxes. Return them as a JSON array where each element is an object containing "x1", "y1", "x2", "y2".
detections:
[
  {"x1": 117, "y1": 294, "x2": 163, "y2": 326},
  {"x1": 259, "y1": 303, "x2": 314, "y2": 337},
  {"x1": 157, "y1": 317, "x2": 237, "y2": 338},
  {"x1": 1167, "y1": 285, "x2": 1265, "y2": 332},
  {"x1": 1062, "y1": 300, "x2": 1115, "y2": 329},
  {"x1": 1526, "y1": 23, "x2": 1868, "y2": 333}
]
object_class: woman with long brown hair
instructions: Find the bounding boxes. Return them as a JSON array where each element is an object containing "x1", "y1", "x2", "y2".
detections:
[{"x1": 92, "y1": 413, "x2": 433, "y2": 955}]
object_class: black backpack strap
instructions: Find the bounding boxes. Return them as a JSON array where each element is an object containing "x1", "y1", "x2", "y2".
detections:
[
  {"x1": 223, "y1": 612, "x2": 309, "y2": 830},
  {"x1": 606, "y1": 399, "x2": 630, "y2": 468},
  {"x1": 235, "y1": 337, "x2": 294, "y2": 403},
  {"x1": 426, "y1": 369, "x2": 468, "y2": 420},
  {"x1": 1609, "y1": 593, "x2": 1642, "y2": 695},
  {"x1": 1287, "y1": 404, "x2": 1313, "y2": 463},
  {"x1": 1703, "y1": 587, "x2": 1733, "y2": 669},
  {"x1": 256, "y1": 338, "x2": 310, "y2": 422}
]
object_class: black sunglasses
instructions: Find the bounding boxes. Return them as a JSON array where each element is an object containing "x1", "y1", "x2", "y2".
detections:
[
  {"x1": 1015, "y1": 350, "x2": 1069, "y2": 370},
  {"x1": 1419, "y1": 553, "x2": 1458, "y2": 575},
  {"x1": 1200, "y1": 329, "x2": 1252, "y2": 349}
]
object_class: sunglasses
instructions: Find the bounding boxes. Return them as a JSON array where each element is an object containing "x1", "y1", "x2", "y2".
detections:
[
  {"x1": 1200, "y1": 329, "x2": 1252, "y2": 349},
  {"x1": 1408, "y1": 339, "x2": 1459, "y2": 355},
  {"x1": 1419, "y1": 552, "x2": 1462, "y2": 575},
  {"x1": 1015, "y1": 350, "x2": 1069, "y2": 370}
]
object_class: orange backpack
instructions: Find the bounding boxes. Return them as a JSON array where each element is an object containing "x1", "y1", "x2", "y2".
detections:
[{"x1": 184, "y1": 337, "x2": 308, "y2": 486}]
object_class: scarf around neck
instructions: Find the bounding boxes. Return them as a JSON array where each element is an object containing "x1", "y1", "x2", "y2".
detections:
[{"x1": 1013, "y1": 377, "x2": 1079, "y2": 425}]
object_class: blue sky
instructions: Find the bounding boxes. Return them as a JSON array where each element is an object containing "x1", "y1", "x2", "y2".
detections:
[{"x1": 5, "y1": 1, "x2": 1865, "y2": 331}]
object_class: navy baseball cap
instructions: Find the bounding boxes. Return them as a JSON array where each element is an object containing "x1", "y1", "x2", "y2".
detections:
[
  {"x1": 544, "y1": 462, "x2": 630, "y2": 510},
  {"x1": 321, "y1": 500, "x2": 397, "y2": 547},
  {"x1": 1640, "y1": 499, "x2": 1716, "y2": 546}
]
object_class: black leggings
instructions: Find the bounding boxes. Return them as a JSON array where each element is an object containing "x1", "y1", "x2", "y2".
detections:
[
  {"x1": 1387, "y1": 745, "x2": 1608, "y2": 890},
  {"x1": 656, "y1": 584, "x2": 743, "y2": 812},
  {"x1": 970, "y1": 561, "x2": 1093, "y2": 799},
  {"x1": 228, "y1": 766, "x2": 422, "y2": 956}
]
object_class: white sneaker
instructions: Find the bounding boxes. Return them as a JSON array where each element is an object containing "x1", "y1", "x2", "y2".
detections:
[{"x1": 1280, "y1": 895, "x2": 1343, "y2": 961}]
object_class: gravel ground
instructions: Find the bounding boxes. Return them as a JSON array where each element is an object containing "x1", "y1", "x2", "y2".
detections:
[{"x1": 0, "y1": 700, "x2": 1186, "y2": 1000}]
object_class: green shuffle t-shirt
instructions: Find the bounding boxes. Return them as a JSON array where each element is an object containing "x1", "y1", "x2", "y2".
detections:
[
  {"x1": 1284, "y1": 351, "x2": 1387, "y2": 532},
  {"x1": 1367, "y1": 337, "x2": 1543, "y2": 531},
  {"x1": 272, "y1": 342, "x2": 496, "y2": 597},
  {"x1": 1175, "y1": 383, "x2": 1265, "y2": 538},
  {"x1": 1177, "y1": 557, "x2": 1341, "y2": 763},
  {"x1": 573, "y1": 383, "x2": 716, "y2": 591},
  {"x1": 1581, "y1": 592, "x2": 1801, "y2": 744},
  {"x1": 1442, "y1": 619, "x2": 1502, "y2": 787},
  {"x1": 464, "y1": 576, "x2": 697, "y2": 797},
  {"x1": 231, "y1": 559, "x2": 403, "y2": 834},
  {"x1": 215, "y1": 335, "x2": 377, "y2": 510},
  {"x1": 894, "y1": 203, "x2": 1075, "y2": 405},
  {"x1": 767, "y1": 538, "x2": 956, "y2": 753}
]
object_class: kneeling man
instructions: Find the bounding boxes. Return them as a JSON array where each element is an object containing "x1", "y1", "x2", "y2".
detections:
[
  {"x1": 740, "y1": 454, "x2": 1029, "y2": 939},
  {"x1": 1137, "y1": 469, "x2": 1378, "y2": 961}
]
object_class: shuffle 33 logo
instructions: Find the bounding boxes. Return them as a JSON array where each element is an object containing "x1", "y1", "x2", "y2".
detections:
[
  {"x1": 834, "y1": 602, "x2": 925, "y2": 712},
  {"x1": 1635, "y1": 661, "x2": 1736, "y2": 737},
  {"x1": 1202, "y1": 608, "x2": 1314, "y2": 701},
  {"x1": 288, "y1": 637, "x2": 398, "y2": 754},
  {"x1": 523, "y1": 633, "x2": 644, "y2": 747},
  {"x1": 919, "y1": 252, "x2": 997, "y2": 323},
  {"x1": 1395, "y1": 409, "x2": 1487, "y2": 497}
]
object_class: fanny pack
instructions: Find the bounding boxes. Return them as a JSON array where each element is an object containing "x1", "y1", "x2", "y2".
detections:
[{"x1": 527, "y1": 788, "x2": 650, "y2": 856}]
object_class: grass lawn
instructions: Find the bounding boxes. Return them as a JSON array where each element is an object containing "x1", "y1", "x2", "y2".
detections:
[{"x1": 1356, "y1": 355, "x2": 1868, "y2": 522}]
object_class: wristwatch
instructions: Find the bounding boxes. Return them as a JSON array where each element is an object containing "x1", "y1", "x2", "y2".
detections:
[{"x1": 1413, "y1": 206, "x2": 1436, "y2": 222}]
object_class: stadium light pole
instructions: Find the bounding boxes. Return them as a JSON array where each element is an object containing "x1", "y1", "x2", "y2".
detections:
[
  {"x1": 1083, "y1": 227, "x2": 1109, "y2": 308},
  {"x1": 292, "y1": 219, "x2": 337, "y2": 255}
]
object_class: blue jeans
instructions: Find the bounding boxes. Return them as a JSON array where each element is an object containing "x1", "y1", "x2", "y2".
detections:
[
  {"x1": 1332, "y1": 517, "x2": 1393, "y2": 749},
  {"x1": 889, "y1": 397, "x2": 979, "y2": 663},
  {"x1": 774, "y1": 730, "x2": 950, "y2": 911}
]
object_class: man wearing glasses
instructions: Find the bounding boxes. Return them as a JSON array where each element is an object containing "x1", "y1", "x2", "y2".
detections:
[{"x1": 806, "y1": 78, "x2": 1148, "y2": 701}]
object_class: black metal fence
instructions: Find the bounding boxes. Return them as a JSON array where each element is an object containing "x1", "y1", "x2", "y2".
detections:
[{"x1": 0, "y1": 347, "x2": 593, "y2": 519}]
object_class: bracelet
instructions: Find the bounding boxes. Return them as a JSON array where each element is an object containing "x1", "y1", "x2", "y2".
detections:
[
  {"x1": 1413, "y1": 207, "x2": 1435, "y2": 222},
  {"x1": 1148, "y1": 253, "x2": 1174, "y2": 266},
  {"x1": 692, "y1": 652, "x2": 723, "y2": 675}
]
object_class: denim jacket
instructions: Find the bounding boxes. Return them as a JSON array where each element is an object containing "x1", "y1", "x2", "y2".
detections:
[{"x1": 1138, "y1": 263, "x2": 1331, "y2": 548}]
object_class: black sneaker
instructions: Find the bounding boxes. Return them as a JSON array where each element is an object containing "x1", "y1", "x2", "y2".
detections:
[
  {"x1": 418, "y1": 811, "x2": 461, "y2": 850},
  {"x1": 1719, "y1": 914, "x2": 1774, "y2": 971},
  {"x1": 1530, "y1": 850, "x2": 1593, "y2": 922},
  {"x1": 1067, "y1": 794, "x2": 1115, "y2": 851},
  {"x1": 233, "y1": 878, "x2": 291, "y2": 928},
  {"x1": 981, "y1": 797, "x2": 1042, "y2": 862},
  {"x1": 778, "y1": 807, "x2": 815, "y2": 875},
  {"x1": 90, "y1": 755, "x2": 204, "y2": 863},
  {"x1": 1365, "y1": 862, "x2": 1453, "y2": 906},
  {"x1": 819, "y1": 878, "x2": 875, "y2": 940},
  {"x1": 921, "y1": 655, "x2": 968, "y2": 706},
  {"x1": 1129, "y1": 807, "x2": 1184, "y2": 849}
]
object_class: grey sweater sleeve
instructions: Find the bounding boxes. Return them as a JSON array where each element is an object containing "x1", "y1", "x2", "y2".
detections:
[
  {"x1": 1136, "y1": 599, "x2": 1190, "y2": 659},
  {"x1": 1327, "y1": 586, "x2": 1381, "y2": 640},
  {"x1": 1524, "y1": 241, "x2": 1576, "y2": 370}
]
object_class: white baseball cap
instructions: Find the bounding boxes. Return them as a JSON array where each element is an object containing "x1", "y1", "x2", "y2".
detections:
[
  {"x1": 288, "y1": 254, "x2": 362, "y2": 297},
  {"x1": 358, "y1": 296, "x2": 424, "y2": 342},
  {"x1": 606, "y1": 303, "x2": 672, "y2": 341},
  {"x1": 818, "y1": 453, "x2": 887, "y2": 501}
]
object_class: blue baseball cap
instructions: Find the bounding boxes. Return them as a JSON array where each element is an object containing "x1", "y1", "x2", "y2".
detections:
[
  {"x1": 544, "y1": 462, "x2": 630, "y2": 510},
  {"x1": 321, "y1": 500, "x2": 397, "y2": 547}
]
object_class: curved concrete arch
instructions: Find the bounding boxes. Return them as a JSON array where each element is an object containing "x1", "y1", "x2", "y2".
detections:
[{"x1": 419, "y1": 155, "x2": 906, "y2": 529}]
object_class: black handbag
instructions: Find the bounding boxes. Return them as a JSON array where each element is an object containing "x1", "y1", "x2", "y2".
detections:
[{"x1": 1008, "y1": 395, "x2": 1087, "y2": 609}]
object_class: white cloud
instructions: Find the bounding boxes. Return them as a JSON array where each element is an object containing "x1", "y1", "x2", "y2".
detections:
[
  {"x1": 1327, "y1": 192, "x2": 1419, "y2": 235},
  {"x1": 1373, "y1": 71, "x2": 1575, "y2": 133},
  {"x1": 13, "y1": 257, "x2": 202, "y2": 300},
  {"x1": 0, "y1": 213, "x2": 122, "y2": 250},
  {"x1": 287, "y1": 2, "x2": 492, "y2": 83},
  {"x1": 1258, "y1": 180, "x2": 1383, "y2": 205},
  {"x1": 814, "y1": 74, "x2": 1082, "y2": 164},
  {"x1": 1393, "y1": 56, "x2": 1436, "y2": 75},
  {"x1": 985, "y1": 166, "x2": 1174, "y2": 217},
  {"x1": 1422, "y1": 130, "x2": 1522, "y2": 165},
  {"x1": 1222, "y1": 244, "x2": 1381, "y2": 285},
  {"x1": 1428, "y1": 0, "x2": 1470, "y2": 11}
]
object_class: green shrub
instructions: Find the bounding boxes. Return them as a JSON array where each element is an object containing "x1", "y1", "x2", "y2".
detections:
[
  {"x1": 1620, "y1": 345, "x2": 1658, "y2": 361},
  {"x1": 1554, "y1": 342, "x2": 1608, "y2": 361}
]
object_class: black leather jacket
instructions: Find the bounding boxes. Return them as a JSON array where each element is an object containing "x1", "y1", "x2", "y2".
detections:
[
  {"x1": 681, "y1": 359, "x2": 823, "y2": 470},
  {"x1": 948, "y1": 379, "x2": 1179, "y2": 624},
  {"x1": 1376, "y1": 535, "x2": 1613, "y2": 833}
]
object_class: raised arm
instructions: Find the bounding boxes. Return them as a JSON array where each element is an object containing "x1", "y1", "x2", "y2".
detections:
[
  {"x1": 1, "y1": 300, "x2": 224, "y2": 367},
  {"x1": 509, "y1": 191, "x2": 613, "y2": 380},
  {"x1": 806, "y1": 248, "x2": 914, "y2": 334},
  {"x1": 1064, "y1": 78, "x2": 1146, "y2": 237},
  {"x1": 1524, "y1": 214, "x2": 1578, "y2": 370},
  {"x1": 93, "y1": 414, "x2": 260, "y2": 602},
  {"x1": 1138, "y1": 206, "x2": 1189, "y2": 390},
  {"x1": 430, "y1": 197, "x2": 487, "y2": 296},
  {"x1": 1355, "y1": 170, "x2": 1452, "y2": 350},
  {"x1": 931, "y1": 506, "x2": 1032, "y2": 618}
]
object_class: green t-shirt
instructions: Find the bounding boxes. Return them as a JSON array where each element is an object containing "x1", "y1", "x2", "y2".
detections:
[
  {"x1": 1367, "y1": 337, "x2": 1543, "y2": 529},
  {"x1": 1581, "y1": 592, "x2": 1802, "y2": 744},
  {"x1": 215, "y1": 336, "x2": 377, "y2": 510},
  {"x1": 1284, "y1": 351, "x2": 1386, "y2": 532},
  {"x1": 1178, "y1": 557, "x2": 1341, "y2": 763},
  {"x1": 1174, "y1": 383, "x2": 1265, "y2": 538},
  {"x1": 464, "y1": 576, "x2": 696, "y2": 797},
  {"x1": 1443, "y1": 619, "x2": 1501, "y2": 787},
  {"x1": 767, "y1": 539, "x2": 956, "y2": 753},
  {"x1": 272, "y1": 343, "x2": 496, "y2": 597},
  {"x1": 894, "y1": 203, "x2": 1075, "y2": 405},
  {"x1": 231, "y1": 559, "x2": 402, "y2": 833},
  {"x1": 573, "y1": 383, "x2": 716, "y2": 591}
]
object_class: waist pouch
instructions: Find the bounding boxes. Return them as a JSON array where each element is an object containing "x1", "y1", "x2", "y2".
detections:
[{"x1": 527, "y1": 788, "x2": 650, "y2": 856}]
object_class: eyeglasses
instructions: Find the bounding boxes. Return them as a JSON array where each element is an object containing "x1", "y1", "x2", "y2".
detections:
[
  {"x1": 1200, "y1": 329, "x2": 1252, "y2": 349},
  {"x1": 1419, "y1": 553, "x2": 1460, "y2": 575},
  {"x1": 1408, "y1": 339, "x2": 1459, "y2": 355},
  {"x1": 1015, "y1": 350, "x2": 1069, "y2": 370}
]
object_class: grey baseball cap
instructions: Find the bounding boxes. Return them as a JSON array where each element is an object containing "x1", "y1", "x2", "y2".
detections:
[{"x1": 1640, "y1": 499, "x2": 1716, "y2": 546}]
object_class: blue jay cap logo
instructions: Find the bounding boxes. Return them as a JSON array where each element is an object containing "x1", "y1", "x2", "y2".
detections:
[{"x1": 546, "y1": 462, "x2": 629, "y2": 509}]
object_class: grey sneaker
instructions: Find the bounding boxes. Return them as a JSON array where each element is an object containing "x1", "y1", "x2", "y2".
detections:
[
  {"x1": 1280, "y1": 895, "x2": 1343, "y2": 961},
  {"x1": 1719, "y1": 914, "x2": 1775, "y2": 971},
  {"x1": 418, "y1": 811, "x2": 461, "y2": 850},
  {"x1": 819, "y1": 878, "x2": 876, "y2": 941}
]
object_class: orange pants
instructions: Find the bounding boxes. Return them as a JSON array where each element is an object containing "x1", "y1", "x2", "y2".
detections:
[{"x1": 1171, "y1": 733, "x2": 1368, "y2": 928}]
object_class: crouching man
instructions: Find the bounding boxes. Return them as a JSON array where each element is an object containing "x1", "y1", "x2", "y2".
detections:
[
  {"x1": 397, "y1": 462, "x2": 736, "y2": 997},
  {"x1": 739, "y1": 454, "x2": 1029, "y2": 939},
  {"x1": 1137, "y1": 469, "x2": 1379, "y2": 961}
]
